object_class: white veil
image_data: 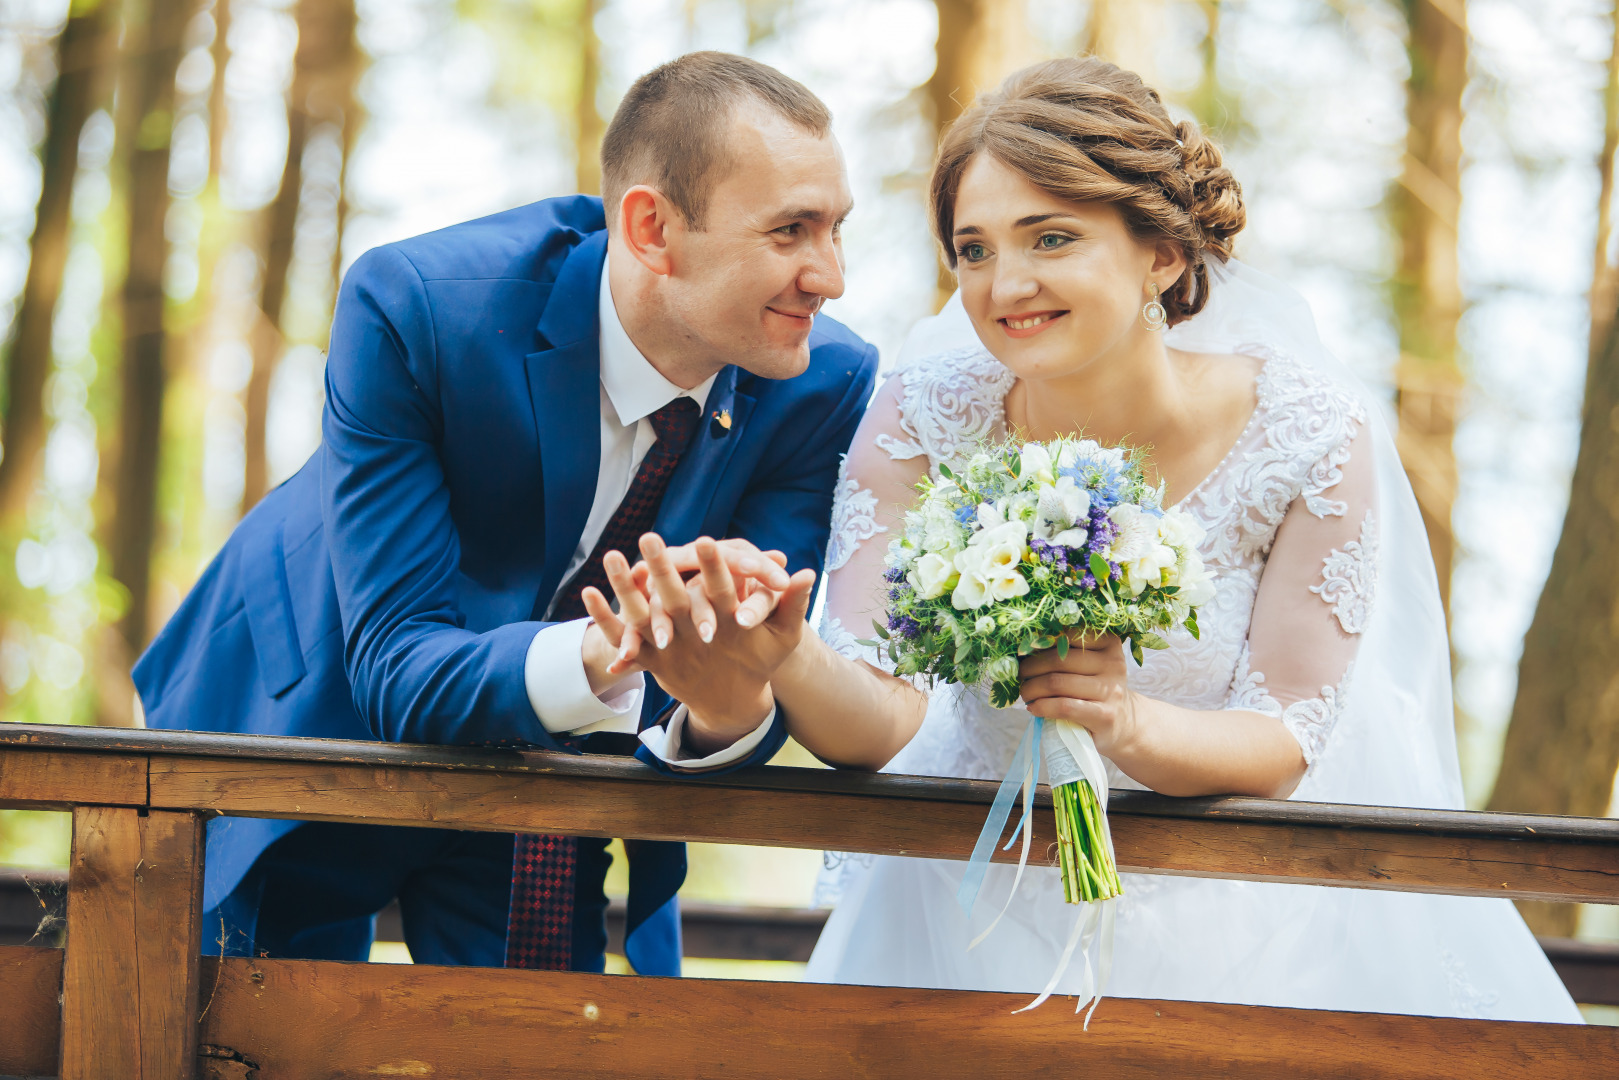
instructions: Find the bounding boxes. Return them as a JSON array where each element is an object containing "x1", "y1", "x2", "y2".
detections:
[{"x1": 896, "y1": 260, "x2": 1466, "y2": 812}]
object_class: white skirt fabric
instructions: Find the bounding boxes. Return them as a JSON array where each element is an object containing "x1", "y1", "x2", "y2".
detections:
[{"x1": 806, "y1": 855, "x2": 1583, "y2": 1023}]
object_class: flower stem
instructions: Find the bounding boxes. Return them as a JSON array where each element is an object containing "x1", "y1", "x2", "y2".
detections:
[{"x1": 1052, "y1": 779, "x2": 1122, "y2": 904}]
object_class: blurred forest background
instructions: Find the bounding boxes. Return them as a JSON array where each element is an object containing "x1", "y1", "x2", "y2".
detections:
[{"x1": 2, "y1": 0, "x2": 1619, "y2": 969}]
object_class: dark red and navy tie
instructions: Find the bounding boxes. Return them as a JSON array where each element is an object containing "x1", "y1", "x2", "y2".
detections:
[{"x1": 504, "y1": 395, "x2": 702, "y2": 970}]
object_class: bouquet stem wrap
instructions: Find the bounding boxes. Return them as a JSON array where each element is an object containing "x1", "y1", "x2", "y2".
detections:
[
  {"x1": 1044, "y1": 722, "x2": 1123, "y2": 904},
  {"x1": 957, "y1": 716, "x2": 1119, "y2": 1021}
]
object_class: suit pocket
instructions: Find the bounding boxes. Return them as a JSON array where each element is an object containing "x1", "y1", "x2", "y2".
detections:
[{"x1": 241, "y1": 519, "x2": 308, "y2": 697}]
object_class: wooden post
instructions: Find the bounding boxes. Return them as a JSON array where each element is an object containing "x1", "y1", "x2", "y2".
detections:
[{"x1": 60, "y1": 806, "x2": 206, "y2": 1080}]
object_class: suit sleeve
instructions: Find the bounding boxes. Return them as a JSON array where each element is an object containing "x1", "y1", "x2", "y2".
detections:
[
  {"x1": 634, "y1": 338, "x2": 880, "y2": 774},
  {"x1": 321, "y1": 246, "x2": 565, "y2": 748}
]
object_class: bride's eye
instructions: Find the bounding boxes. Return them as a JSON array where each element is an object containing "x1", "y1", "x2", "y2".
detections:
[
  {"x1": 957, "y1": 242, "x2": 989, "y2": 263},
  {"x1": 1036, "y1": 233, "x2": 1075, "y2": 251}
]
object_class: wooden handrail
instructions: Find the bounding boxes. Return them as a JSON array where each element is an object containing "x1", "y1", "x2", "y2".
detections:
[
  {"x1": 2, "y1": 723, "x2": 1617, "y2": 904},
  {"x1": 2, "y1": 721, "x2": 1617, "y2": 1078}
]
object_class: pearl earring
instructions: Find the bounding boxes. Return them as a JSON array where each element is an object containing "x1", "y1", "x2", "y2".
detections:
[{"x1": 1141, "y1": 284, "x2": 1168, "y2": 332}]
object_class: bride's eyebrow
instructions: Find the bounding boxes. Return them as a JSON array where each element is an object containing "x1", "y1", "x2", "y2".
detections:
[{"x1": 1014, "y1": 212, "x2": 1079, "y2": 228}]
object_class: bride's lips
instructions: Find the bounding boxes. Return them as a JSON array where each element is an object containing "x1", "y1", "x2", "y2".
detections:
[{"x1": 998, "y1": 310, "x2": 1067, "y2": 339}]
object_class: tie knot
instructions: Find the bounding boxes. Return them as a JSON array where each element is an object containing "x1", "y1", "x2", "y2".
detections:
[{"x1": 650, "y1": 396, "x2": 701, "y2": 453}]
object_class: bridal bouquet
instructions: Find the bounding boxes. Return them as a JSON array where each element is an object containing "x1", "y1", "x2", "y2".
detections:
[{"x1": 869, "y1": 437, "x2": 1214, "y2": 913}]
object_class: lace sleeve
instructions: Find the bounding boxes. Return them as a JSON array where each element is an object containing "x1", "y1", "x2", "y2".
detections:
[
  {"x1": 816, "y1": 373, "x2": 932, "y2": 674},
  {"x1": 1227, "y1": 416, "x2": 1377, "y2": 767}
]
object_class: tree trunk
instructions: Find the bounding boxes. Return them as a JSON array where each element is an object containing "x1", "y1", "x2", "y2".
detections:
[
  {"x1": 1486, "y1": 3, "x2": 1619, "y2": 940},
  {"x1": 208, "y1": 0, "x2": 231, "y2": 183},
  {"x1": 106, "y1": 0, "x2": 204, "y2": 655},
  {"x1": 241, "y1": 0, "x2": 358, "y2": 511},
  {"x1": 1391, "y1": 0, "x2": 1467, "y2": 616},
  {"x1": 575, "y1": 0, "x2": 603, "y2": 197},
  {"x1": 0, "y1": 0, "x2": 121, "y2": 527},
  {"x1": 927, "y1": 0, "x2": 1034, "y2": 307}
]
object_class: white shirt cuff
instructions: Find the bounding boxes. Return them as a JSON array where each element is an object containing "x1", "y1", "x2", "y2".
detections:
[
  {"x1": 525, "y1": 619, "x2": 644, "y2": 735},
  {"x1": 638, "y1": 704, "x2": 776, "y2": 771}
]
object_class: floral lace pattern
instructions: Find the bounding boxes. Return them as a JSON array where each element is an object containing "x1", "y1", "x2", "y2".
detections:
[
  {"x1": 872, "y1": 345, "x2": 1017, "y2": 467},
  {"x1": 816, "y1": 343, "x2": 1372, "y2": 894},
  {"x1": 1311, "y1": 511, "x2": 1378, "y2": 635},
  {"x1": 825, "y1": 456, "x2": 885, "y2": 572}
]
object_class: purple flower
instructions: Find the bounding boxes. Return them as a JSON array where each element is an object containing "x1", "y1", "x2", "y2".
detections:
[
  {"x1": 883, "y1": 566, "x2": 906, "y2": 583},
  {"x1": 888, "y1": 614, "x2": 923, "y2": 639},
  {"x1": 1028, "y1": 538, "x2": 1070, "y2": 571}
]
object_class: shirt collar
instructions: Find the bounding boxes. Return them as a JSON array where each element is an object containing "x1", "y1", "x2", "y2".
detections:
[{"x1": 598, "y1": 258, "x2": 717, "y2": 427}]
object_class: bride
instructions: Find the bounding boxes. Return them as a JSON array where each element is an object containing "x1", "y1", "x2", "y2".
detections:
[{"x1": 599, "y1": 56, "x2": 1580, "y2": 1022}]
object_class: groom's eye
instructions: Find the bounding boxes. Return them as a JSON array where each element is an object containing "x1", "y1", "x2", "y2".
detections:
[{"x1": 774, "y1": 223, "x2": 802, "y2": 237}]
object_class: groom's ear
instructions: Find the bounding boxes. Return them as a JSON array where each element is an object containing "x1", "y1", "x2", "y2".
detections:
[{"x1": 620, "y1": 185, "x2": 679, "y2": 277}]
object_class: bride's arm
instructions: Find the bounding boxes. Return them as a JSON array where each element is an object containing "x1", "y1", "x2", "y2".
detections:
[
  {"x1": 771, "y1": 374, "x2": 933, "y2": 770},
  {"x1": 1021, "y1": 418, "x2": 1377, "y2": 799}
]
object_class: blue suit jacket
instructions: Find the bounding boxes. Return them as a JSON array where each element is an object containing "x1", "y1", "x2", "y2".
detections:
[{"x1": 133, "y1": 195, "x2": 878, "y2": 971}]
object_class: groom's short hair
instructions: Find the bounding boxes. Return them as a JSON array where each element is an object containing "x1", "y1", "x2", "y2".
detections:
[{"x1": 601, "y1": 52, "x2": 831, "y2": 232}]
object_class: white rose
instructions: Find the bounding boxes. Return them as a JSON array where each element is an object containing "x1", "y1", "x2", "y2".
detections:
[
  {"x1": 1019, "y1": 443, "x2": 1055, "y2": 484},
  {"x1": 986, "y1": 565, "x2": 1031, "y2": 602},
  {"x1": 910, "y1": 552, "x2": 959, "y2": 599},
  {"x1": 922, "y1": 500, "x2": 964, "y2": 555},
  {"x1": 972, "y1": 520, "x2": 1029, "y2": 558},
  {"x1": 1123, "y1": 542, "x2": 1178, "y2": 596},
  {"x1": 1158, "y1": 507, "x2": 1205, "y2": 551},
  {"x1": 1106, "y1": 504, "x2": 1156, "y2": 564},
  {"x1": 975, "y1": 500, "x2": 1006, "y2": 532},
  {"x1": 951, "y1": 546, "x2": 990, "y2": 609},
  {"x1": 1177, "y1": 554, "x2": 1217, "y2": 606}
]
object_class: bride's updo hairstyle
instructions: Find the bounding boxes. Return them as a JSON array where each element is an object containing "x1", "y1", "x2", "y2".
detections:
[{"x1": 931, "y1": 57, "x2": 1245, "y2": 326}]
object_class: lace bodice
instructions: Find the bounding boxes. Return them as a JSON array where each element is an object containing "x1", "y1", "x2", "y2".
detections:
[{"x1": 817, "y1": 343, "x2": 1376, "y2": 793}]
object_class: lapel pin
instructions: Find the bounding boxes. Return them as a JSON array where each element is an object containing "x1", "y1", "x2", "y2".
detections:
[
  {"x1": 710, "y1": 408, "x2": 733, "y2": 438},
  {"x1": 713, "y1": 409, "x2": 731, "y2": 429}
]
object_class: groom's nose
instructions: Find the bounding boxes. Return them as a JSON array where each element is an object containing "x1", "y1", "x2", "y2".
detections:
[{"x1": 796, "y1": 229, "x2": 846, "y2": 300}]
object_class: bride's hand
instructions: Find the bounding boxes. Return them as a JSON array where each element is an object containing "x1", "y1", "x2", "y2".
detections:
[
  {"x1": 1018, "y1": 633, "x2": 1142, "y2": 757},
  {"x1": 583, "y1": 534, "x2": 815, "y2": 754}
]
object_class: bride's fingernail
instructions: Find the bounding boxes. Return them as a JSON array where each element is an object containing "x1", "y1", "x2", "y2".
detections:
[
  {"x1": 699, "y1": 622, "x2": 714, "y2": 643},
  {"x1": 618, "y1": 643, "x2": 632, "y2": 662},
  {"x1": 736, "y1": 610, "x2": 757, "y2": 628},
  {"x1": 654, "y1": 627, "x2": 669, "y2": 649}
]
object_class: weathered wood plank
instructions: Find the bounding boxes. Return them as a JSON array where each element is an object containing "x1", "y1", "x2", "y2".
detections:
[
  {"x1": 0, "y1": 744, "x2": 147, "y2": 809},
  {"x1": 61, "y1": 805, "x2": 144, "y2": 1080},
  {"x1": 146, "y1": 755, "x2": 1619, "y2": 904},
  {"x1": 193, "y1": 956, "x2": 1616, "y2": 1080},
  {"x1": 137, "y1": 811, "x2": 206, "y2": 1079},
  {"x1": 60, "y1": 807, "x2": 206, "y2": 1080},
  {"x1": 0, "y1": 944, "x2": 62, "y2": 1077}
]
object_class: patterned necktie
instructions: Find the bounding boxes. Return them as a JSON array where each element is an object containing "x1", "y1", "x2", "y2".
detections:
[{"x1": 506, "y1": 395, "x2": 703, "y2": 970}]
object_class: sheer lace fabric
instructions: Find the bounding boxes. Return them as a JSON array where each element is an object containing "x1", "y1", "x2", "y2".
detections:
[{"x1": 817, "y1": 343, "x2": 1374, "y2": 775}]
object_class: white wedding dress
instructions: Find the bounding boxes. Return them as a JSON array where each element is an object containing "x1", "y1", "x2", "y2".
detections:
[{"x1": 805, "y1": 267, "x2": 1581, "y2": 1023}]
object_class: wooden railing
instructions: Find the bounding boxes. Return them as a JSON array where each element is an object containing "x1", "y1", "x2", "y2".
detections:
[{"x1": 1, "y1": 722, "x2": 1617, "y2": 1078}]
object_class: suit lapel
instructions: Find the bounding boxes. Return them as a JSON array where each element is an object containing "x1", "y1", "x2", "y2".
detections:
[
  {"x1": 655, "y1": 367, "x2": 757, "y2": 543},
  {"x1": 526, "y1": 231, "x2": 608, "y2": 613}
]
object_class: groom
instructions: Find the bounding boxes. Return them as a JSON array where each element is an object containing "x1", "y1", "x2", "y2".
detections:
[{"x1": 132, "y1": 52, "x2": 875, "y2": 974}]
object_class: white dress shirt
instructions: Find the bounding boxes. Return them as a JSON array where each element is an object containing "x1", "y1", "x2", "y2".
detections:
[{"x1": 520, "y1": 257, "x2": 775, "y2": 770}]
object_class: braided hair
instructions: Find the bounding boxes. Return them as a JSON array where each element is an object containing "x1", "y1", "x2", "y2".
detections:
[{"x1": 931, "y1": 57, "x2": 1245, "y2": 325}]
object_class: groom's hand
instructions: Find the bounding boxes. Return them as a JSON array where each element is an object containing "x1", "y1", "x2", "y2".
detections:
[{"x1": 583, "y1": 534, "x2": 814, "y2": 756}]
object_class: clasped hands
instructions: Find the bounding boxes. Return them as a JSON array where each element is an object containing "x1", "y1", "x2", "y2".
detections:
[
  {"x1": 577, "y1": 532, "x2": 1147, "y2": 761},
  {"x1": 579, "y1": 535, "x2": 815, "y2": 757}
]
